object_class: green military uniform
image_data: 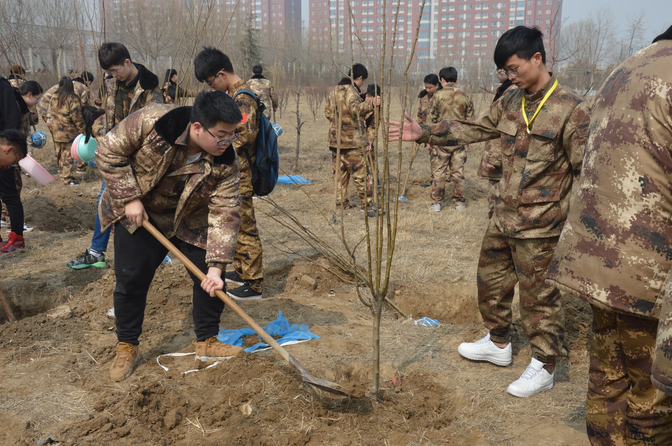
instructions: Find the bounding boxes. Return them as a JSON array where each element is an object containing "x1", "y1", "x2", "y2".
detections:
[
  {"x1": 325, "y1": 78, "x2": 375, "y2": 208},
  {"x1": 547, "y1": 39, "x2": 672, "y2": 445},
  {"x1": 427, "y1": 84, "x2": 474, "y2": 206},
  {"x1": 247, "y1": 75, "x2": 278, "y2": 120},
  {"x1": 229, "y1": 79, "x2": 264, "y2": 292},
  {"x1": 419, "y1": 74, "x2": 590, "y2": 371}
]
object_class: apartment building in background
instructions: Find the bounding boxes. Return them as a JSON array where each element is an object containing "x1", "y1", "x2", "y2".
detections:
[
  {"x1": 308, "y1": 0, "x2": 561, "y2": 70},
  {"x1": 101, "y1": 0, "x2": 302, "y2": 45}
]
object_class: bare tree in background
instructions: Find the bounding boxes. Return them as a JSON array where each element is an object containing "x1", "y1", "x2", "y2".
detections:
[{"x1": 618, "y1": 10, "x2": 647, "y2": 64}]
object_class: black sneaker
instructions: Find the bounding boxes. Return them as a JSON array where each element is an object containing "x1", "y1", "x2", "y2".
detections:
[
  {"x1": 66, "y1": 249, "x2": 106, "y2": 269},
  {"x1": 224, "y1": 270, "x2": 244, "y2": 285},
  {"x1": 228, "y1": 282, "x2": 263, "y2": 300}
]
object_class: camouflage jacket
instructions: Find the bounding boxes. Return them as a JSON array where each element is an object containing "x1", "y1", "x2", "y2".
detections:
[
  {"x1": 96, "y1": 104, "x2": 242, "y2": 269},
  {"x1": 103, "y1": 63, "x2": 163, "y2": 133},
  {"x1": 37, "y1": 81, "x2": 89, "y2": 120},
  {"x1": 416, "y1": 89, "x2": 437, "y2": 126},
  {"x1": 325, "y1": 78, "x2": 374, "y2": 150},
  {"x1": 418, "y1": 75, "x2": 590, "y2": 239},
  {"x1": 247, "y1": 76, "x2": 278, "y2": 111},
  {"x1": 546, "y1": 40, "x2": 672, "y2": 320},
  {"x1": 429, "y1": 84, "x2": 474, "y2": 151},
  {"x1": 48, "y1": 93, "x2": 86, "y2": 142},
  {"x1": 229, "y1": 79, "x2": 260, "y2": 172}
]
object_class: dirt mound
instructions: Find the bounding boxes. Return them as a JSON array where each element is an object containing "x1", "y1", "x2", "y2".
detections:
[
  {"x1": 393, "y1": 281, "x2": 482, "y2": 324},
  {"x1": 43, "y1": 353, "x2": 456, "y2": 446},
  {"x1": 23, "y1": 196, "x2": 97, "y2": 232}
]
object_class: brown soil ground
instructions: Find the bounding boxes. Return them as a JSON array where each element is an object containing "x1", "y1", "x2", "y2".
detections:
[{"x1": 0, "y1": 95, "x2": 592, "y2": 445}]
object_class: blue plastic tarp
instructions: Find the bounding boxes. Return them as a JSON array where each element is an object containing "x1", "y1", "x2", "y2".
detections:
[
  {"x1": 217, "y1": 311, "x2": 320, "y2": 352},
  {"x1": 277, "y1": 175, "x2": 311, "y2": 184}
]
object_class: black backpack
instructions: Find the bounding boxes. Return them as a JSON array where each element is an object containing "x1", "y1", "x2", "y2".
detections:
[{"x1": 232, "y1": 89, "x2": 279, "y2": 196}]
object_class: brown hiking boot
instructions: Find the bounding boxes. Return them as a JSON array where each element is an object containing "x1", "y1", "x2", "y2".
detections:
[
  {"x1": 194, "y1": 336, "x2": 243, "y2": 363},
  {"x1": 109, "y1": 342, "x2": 139, "y2": 382}
]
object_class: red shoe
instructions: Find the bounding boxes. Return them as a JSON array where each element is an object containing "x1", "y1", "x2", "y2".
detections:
[{"x1": 0, "y1": 232, "x2": 25, "y2": 253}]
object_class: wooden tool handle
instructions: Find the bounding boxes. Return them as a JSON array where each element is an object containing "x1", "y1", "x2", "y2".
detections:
[{"x1": 142, "y1": 221, "x2": 290, "y2": 362}]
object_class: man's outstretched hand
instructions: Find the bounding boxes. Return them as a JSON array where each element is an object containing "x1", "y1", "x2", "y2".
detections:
[{"x1": 388, "y1": 112, "x2": 422, "y2": 142}]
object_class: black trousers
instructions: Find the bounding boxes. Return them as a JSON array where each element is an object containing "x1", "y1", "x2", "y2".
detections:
[
  {"x1": 0, "y1": 167, "x2": 23, "y2": 236},
  {"x1": 113, "y1": 221, "x2": 225, "y2": 344}
]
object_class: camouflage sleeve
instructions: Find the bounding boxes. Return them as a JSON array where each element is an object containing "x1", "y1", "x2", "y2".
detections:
[
  {"x1": 37, "y1": 86, "x2": 56, "y2": 119},
  {"x1": 270, "y1": 84, "x2": 278, "y2": 111},
  {"x1": 350, "y1": 88, "x2": 373, "y2": 118},
  {"x1": 144, "y1": 87, "x2": 165, "y2": 106},
  {"x1": 325, "y1": 92, "x2": 334, "y2": 121},
  {"x1": 206, "y1": 160, "x2": 242, "y2": 268},
  {"x1": 71, "y1": 99, "x2": 86, "y2": 136},
  {"x1": 416, "y1": 101, "x2": 427, "y2": 125},
  {"x1": 365, "y1": 110, "x2": 377, "y2": 144},
  {"x1": 95, "y1": 109, "x2": 151, "y2": 207},
  {"x1": 562, "y1": 101, "x2": 591, "y2": 178},
  {"x1": 427, "y1": 95, "x2": 440, "y2": 124},
  {"x1": 464, "y1": 95, "x2": 475, "y2": 119},
  {"x1": 419, "y1": 101, "x2": 501, "y2": 147},
  {"x1": 233, "y1": 93, "x2": 259, "y2": 158}
]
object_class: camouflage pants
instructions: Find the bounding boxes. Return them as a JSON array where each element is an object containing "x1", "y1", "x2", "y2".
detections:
[
  {"x1": 429, "y1": 145, "x2": 467, "y2": 204},
  {"x1": 477, "y1": 219, "x2": 563, "y2": 370},
  {"x1": 1, "y1": 166, "x2": 22, "y2": 222},
  {"x1": 587, "y1": 305, "x2": 672, "y2": 445},
  {"x1": 331, "y1": 149, "x2": 373, "y2": 207},
  {"x1": 232, "y1": 157, "x2": 263, "y2": 292},
  {"x1": 54, "y1": 141, "x2": 75, "y2": 184},
  {"x1": 487, "y1": 180, "x2": 499, "y2": 220}
]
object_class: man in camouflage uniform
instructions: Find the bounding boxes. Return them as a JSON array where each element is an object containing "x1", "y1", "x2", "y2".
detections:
[
  {"x1": 363, "y1": 83, "x2": 382, "y2": 183},
  {"x1": 427, "y1": 67, "x2": 474, "y2": 212},
  {"x1": 547, "y1": 27, "x2": 672, "y2": 444},
  {"x1": 247, "y1": 65, "x2": 278, "y2": 121},
  {"x1": 417, "y1": 74, "x2": 441, "y2": 126},
  {"x1": 66, "y1": 44, "x2": 164, "y2": 270},
  {"x1": 98, "y1": 91, "x2": 244, "y2": 382},
  {"x1": 389, "y1": 26, "x2": 590, "y2": 397},
  {"x1": 195, "y1": 47, "x2": 264, "y2": 300},
  {"x1": 325, "y1": 63, "x2": 377, "y2": 214},
  {"x1": 477, "y1": 70, "x2": 513, "y2": 219}
]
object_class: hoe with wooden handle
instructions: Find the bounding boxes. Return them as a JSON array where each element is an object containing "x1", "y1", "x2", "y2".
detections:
[{"x1": 143, "y1": 221, "x2": 347, "y2": 396}]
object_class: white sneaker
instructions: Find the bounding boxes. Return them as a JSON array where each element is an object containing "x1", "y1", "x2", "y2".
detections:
[
  {"x1": 457, "y1": 332, "x2": 512, "y2": 366},
  {"x1": 23, "y1": 223, "x2": 34, "y2": 232},
  {"x1": 506, "y1": 357, "x2": 554, "y2": 397},
  {"x1": 430, "y1": 203, "x2": 442, "y2": 212}
]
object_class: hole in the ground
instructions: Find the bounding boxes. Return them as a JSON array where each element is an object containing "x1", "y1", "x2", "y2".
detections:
[{"x1": 0, "y1": 267, "x2": 109, "y2": 322}]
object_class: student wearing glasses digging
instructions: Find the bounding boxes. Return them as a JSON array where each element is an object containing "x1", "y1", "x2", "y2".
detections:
[
  {"x1": 389, "y1": 26, "x2": 590, "y2": 398},
  {"x1": 99, "y1": 90, "x2": 245, "y2": 382}
]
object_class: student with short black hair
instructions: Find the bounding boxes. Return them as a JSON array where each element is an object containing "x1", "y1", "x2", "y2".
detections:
[
  {"x1": 325, "y1": 63, "x2": 378, "y2": 216},
  {"x1": 99, "y1": 90, "x2": 244, "y2": 382},
  {"x1": 66, "y1": 42, "x2": 164, "y2": 270},
  {"x1": 389, "y1": 26, "x2": 590, "y2": 398},
  {"x1": 417, "y1": 74, "x2": 442, "y2": 126},
  {"x1": 195, "y1": 47, "x2": 265, "y2": 300},
  {"x1": 247, "y1": 65, "x2": 278, "y2": 120},
  {"x1": 427, "y1": 66, "x2": 474, "y2": 212}
]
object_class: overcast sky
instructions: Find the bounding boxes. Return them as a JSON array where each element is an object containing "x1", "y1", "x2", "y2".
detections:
[{"x1": 300, "y1": 0, "x2": 671, "y2": 43}]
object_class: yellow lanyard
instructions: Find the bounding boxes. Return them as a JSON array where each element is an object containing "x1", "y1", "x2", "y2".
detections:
[{"x1": 521, "y1": 79, "x2": 558, "y2": 134}]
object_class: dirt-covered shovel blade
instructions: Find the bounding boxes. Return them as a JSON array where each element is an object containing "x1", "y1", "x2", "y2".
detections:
[{"x1": 143, "y1": 221, "x2": 348, "y2": 396}]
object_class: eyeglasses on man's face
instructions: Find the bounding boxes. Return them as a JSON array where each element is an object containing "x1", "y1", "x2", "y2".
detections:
[
  {"x1": 497, "y1": 59, "x2": 531, "y2": 78},
  {"x1": 205, "y1": 127, "x2": 241, "y2": 146}
]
